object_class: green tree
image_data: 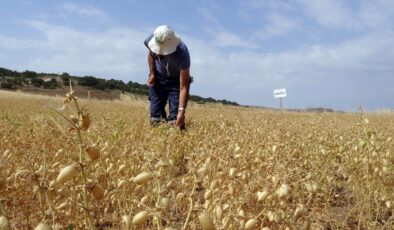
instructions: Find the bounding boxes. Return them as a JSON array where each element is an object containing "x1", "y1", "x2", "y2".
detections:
[
  {"x1": 43, "y1": 78, "x2": 59, "y2": 89},
  {"x1": 0, "y1": 68, "x2": 19, "y2": 77},
  {"x1": 106, "y1": 79, "x2": 126, "y2": 91},
  {"x1": 14, "y1": 76, "x2": 26, "y2": 86},
  {"x1": 0, "y1": 79, "x2": 16, "y2": 89},
  {"x1": 78, "y1": 76, "x2": 99, "y2": 87},
  {"x1": 61, "y1": 72, "x2": 71, "y2": 85},
  {"x1": 31, "y1": 78, "x2": 44, "y2": 87},
  {"x1": 22, "y1": 70, "x2": 37, "y2": 79},
  {"x1": 127, "y1": 81, "x2": 148, "y2": 95},
  {"x1": 93, "y1": 79, "x2": 107, "y2": 90}
]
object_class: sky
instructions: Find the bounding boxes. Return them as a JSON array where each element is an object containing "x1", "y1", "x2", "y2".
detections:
[{"x1": 0, "y1": 0, "x2": 393, "y2": 111}]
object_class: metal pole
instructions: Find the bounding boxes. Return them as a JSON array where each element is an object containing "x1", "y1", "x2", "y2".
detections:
[{"x1": 279, "y1": 97, "x2": 283, "y2": 113}]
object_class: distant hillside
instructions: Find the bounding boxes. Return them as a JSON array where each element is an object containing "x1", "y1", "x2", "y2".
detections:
[
  {"x1": 0, "y1": 67, "x2": 239, "y2": 106},
  {"x1": 288, "y1": 107, "x2": 343, "y2": 113}
]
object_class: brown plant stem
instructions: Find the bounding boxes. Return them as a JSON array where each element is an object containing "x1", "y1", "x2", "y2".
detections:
[
  {"x1": 182, "y1": 174, "x2": 197, "y2": 230},
  {"x1": 72, "y1": 96, "x2": 94, "y2": 228}
]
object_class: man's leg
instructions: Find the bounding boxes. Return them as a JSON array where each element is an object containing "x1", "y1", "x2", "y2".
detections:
[
  {"x1": 149, "y1": 86, "x2": 168, "y2": 125},
  {"x1": 161, "y1": 102, "x2": 167, "y2": 121},
  {"x1": 168, "y1": 86, "x2": 181, "y2": 126}
]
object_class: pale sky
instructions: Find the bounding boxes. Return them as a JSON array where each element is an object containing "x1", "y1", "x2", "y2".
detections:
[{"x1": 1, "y1": 0, "x2": 393, "y2": 111}]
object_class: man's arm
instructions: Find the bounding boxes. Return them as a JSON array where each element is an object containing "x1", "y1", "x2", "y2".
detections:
[
  {"x1": 147, "y1": 51, "x2": 155, "y2": 87},
  {"x1": 175, "y1": 68, "x2": 190, "y2": 127}
]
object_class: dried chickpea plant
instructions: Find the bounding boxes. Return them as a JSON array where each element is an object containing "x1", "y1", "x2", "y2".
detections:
[{"x1": 0, "y1": 89, "x2": 394, "y2": 229}]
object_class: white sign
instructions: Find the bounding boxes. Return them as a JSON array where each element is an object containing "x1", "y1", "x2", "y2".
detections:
[{"x1": 274, "y1": 88, "x2": 287, "y2": 98}]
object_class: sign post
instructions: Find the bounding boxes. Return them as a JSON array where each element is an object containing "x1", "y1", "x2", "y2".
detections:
[{"x1": 273, "y1": 88, "x2": 287, "y2": 112}]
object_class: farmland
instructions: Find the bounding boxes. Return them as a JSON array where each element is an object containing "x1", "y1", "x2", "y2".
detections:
[{"x1": 0, "y1": 90, "x2": 393, "y2": 229}]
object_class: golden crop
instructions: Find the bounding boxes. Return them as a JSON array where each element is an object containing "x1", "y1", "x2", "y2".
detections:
[{"x1": 0, "y1": 90, "x2": 393, "y2": 229}]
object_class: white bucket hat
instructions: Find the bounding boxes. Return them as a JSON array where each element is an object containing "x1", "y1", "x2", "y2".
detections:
[{"x1": 148, "y1": 25, "x2": 180, "y2": 55}]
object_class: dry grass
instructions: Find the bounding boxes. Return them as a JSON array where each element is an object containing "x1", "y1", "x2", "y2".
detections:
[{"x1": 0, "y1": 90, "x2": 394, "y2": 229}]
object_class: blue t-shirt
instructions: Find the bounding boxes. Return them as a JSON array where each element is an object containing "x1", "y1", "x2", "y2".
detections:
[{"x1": 144, "y1": 34, "x2": 190, "y2": 85}]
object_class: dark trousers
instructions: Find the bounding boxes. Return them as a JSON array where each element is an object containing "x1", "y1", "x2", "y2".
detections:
[{"x1": 149, "y1": 82, "x2": 180, "y2": 123}]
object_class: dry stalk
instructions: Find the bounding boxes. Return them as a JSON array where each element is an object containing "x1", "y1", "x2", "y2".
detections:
[{"x1": 182, "y1": 173, "x2": 197, "y2": 230}]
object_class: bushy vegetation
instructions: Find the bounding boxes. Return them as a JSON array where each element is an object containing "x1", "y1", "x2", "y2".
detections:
[
  {"x1": 0, "y1": 90, "x2": 393, "y2": 229},
  {"x1": 0, "y1": 67, "x2": 239, "y2": 106},
  {"x1": 31, "y1": 78, "x2": 45, "y2": 87},
  {"x1": 43, "y1": 78, "x2": 60, "y2": 89}
]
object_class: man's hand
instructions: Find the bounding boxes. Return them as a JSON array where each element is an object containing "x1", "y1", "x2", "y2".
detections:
[
  {"x1": 175, "y1": 110, "x2": 185, "y2": 128},
  {"x1": 176, "y1": 69, "x2": 189, "y2": 129},
  {"x1": 147, "y1": 73, "x2": 155, "y2": 87}
]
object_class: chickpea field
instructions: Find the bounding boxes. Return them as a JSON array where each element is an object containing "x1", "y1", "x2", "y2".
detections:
[{"x1": 0, "y1": 90, "x2": 394, "y2": 230}]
